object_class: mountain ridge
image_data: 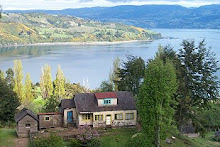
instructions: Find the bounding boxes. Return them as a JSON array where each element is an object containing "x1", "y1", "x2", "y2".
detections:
[{"x1": 5, "y1": 4, "x2": 220, "y2": 29}]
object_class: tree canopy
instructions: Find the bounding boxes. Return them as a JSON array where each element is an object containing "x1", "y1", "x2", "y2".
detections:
[{"x1": 138, "y1": 56, "x2": 177, "y2": 147}]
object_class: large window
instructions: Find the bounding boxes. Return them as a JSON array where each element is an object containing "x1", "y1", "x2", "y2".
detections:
[
  {"x1": 103, "y1": 99, "x2": 111, "y2": 105},
  {"x1": 115, "y1": 114, "x2": 123, "y2": 120},
  {"x1": 82, "y1": 114, "x2": 91, "y2": 120},
  {"x1": 126, "y1": 113, "x2": 134, "y2": 120},
  {"x1": 95, "y1": 115, "x2": 103, "y2": 121}
]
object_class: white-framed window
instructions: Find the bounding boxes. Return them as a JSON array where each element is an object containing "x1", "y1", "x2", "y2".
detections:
[
  {"x1": 95, "y1": 115, "x2": 103, "y2": 121},
  {"x1": 82, "y1": 114, "x2": 91, "y2": 120},
  {"x1": 126, "y1": 113, "x2": 134, "y2": 120},
  {"x1": 115, "y1": 114, "x2": 123, "y2": 120},
  {"x1": 103, "y1": 99, "x2": 111, "y2": 105},
  {"x1": 44, "y1": 116, "x2": 50, "y2": 121},
  {"x1": 25, "y1": 124, "x2": 30, "y2": 128}
]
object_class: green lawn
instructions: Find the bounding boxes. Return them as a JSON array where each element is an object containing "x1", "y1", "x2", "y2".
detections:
[
  {"x1": 97, "y1": 128, "x2": 137, "y2": 147},
  {"x1": 97, "y1": 129, "x2": 220, "y2": 147},
  {"x1": 0, "y1": 128, "x2": 16, "y2": 146},
  {"x1": 188, "y1": 132, "x2": 220, "y2": 147}
]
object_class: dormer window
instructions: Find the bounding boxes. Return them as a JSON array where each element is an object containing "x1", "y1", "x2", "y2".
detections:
[
  {"x1": 95, "y1": 92, "x2": 118, "y2": 106},
  {"x1": 103, "y1": 99, "x2": 111, "y2": 105}
]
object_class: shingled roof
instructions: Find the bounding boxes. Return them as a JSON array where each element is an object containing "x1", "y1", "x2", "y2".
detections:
[
  {"x1": 59, "y1": 99, "x2": 76, "y2": 113},
  {"x1": 74, "y1": 91, "x2": 136, "y2": 113},
  {"x1": 15, "y1": 108, "x2": 38, "y2": 123}
]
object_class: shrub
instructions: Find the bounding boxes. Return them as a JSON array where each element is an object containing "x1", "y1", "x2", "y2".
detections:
[
  {"x1": 76, "y1": 125, "x2": 99, "y2": 143},
  {"x1": 32, "y1": 134, "x2": 65, "y2": 147},
  {"x1": 213, "y1": 131, "x2": 220, "y2": 142},
  {"x1": 69, "y1": 138, "x2": 82, "y2": 147},
  {"x1": 86, "y1": 139, "x2": 102, "y2": 147}
]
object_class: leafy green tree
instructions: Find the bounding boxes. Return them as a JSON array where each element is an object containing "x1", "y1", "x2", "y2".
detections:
[
  {"x1": 5, "y1": 68, "x2": 14, "y2": 87},
  {"x1": 117, "y1": 55, "x2": 145, "y2": 96},
  {"x1": 65, "y1": 82, "x2": 88, "y2": 99},
  {"x1": 40, "y1": 64, "x2": 53, "y2": 99},
  {"x1": 0, "y1": 78, "x2": 20, "y2": 122},
  {"x1": 138, "y1": 57, "x2": 177, "y2": 147},
  {"x1": 24, "y1": 73, "x2": 34, "y2": 107},
  {"x1": 156, "y1": 45, "x2": 191, "y2": 132},
  {"x1": 109, "y1": 57, "x2": 120, "y2": 91},
  {"x1": 54, "y1": 65, "x2": 65, "y2": 100},
  {"x1": 99, "y1": 80, "x2": 113, "y2": 92},
  {"x1": 13, "y1": 59, "x2": 24, "y2": 102},
  {"x1": 43, "y1": 96, "x2": 59, "y2": 112}
]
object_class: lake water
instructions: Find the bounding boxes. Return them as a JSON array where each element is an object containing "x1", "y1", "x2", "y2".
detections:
[{"x1": 0, "y1": 29, "x2": 219, "y2": 89}]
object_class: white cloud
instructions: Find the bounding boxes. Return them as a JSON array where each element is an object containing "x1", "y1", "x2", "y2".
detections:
[{"x1": 1, "y1": 0, "x2": 220, "y2": 10}]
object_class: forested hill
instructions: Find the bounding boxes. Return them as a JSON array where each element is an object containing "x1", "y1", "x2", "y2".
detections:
[
  {"x1": 0, "y1": 13, "x2": 161, "y2": 46},
  {"x1": 7, "y1": 4, "x2": 220, "y2": 29}
]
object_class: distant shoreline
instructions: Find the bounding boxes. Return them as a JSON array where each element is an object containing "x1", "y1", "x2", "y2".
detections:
[{"x1": 0, "y1": 40, "x2": 153, "y2": 48}]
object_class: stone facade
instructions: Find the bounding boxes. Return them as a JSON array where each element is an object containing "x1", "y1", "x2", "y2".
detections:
[
  {"x1": 16, "y1": 115, "x2": 38, "y2": 138},
  {"x1": 38, "y1": 114, "x2": 62, "y2": 130}
]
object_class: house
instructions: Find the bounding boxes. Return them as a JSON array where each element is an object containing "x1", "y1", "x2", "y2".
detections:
[
  {"x1": 15, "y1": 108, "x2": 38, "y2": 138},
  {"x1": 38, "y1": 112, "x2": 62, "y2": 130},
  {"x1": 15, "y1": 91, "x2": 137, "y2": 137},
  {"x1": 73, "y1": 91, "x2": 137, "y2": 127}
]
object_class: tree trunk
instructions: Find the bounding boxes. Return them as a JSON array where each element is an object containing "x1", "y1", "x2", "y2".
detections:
[{"x1": 156, "y1": 124, "x2": 160, "y2": 147}]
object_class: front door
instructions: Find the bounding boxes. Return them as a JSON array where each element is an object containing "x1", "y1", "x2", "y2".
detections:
[
  {"x1": 106, "y1": 115, "x2": 111, "y2": 126},
  {"x1": 67, "y1": 111, "x2": 73, "y2": 122}
]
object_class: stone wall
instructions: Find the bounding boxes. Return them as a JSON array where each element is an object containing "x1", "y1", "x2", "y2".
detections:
[
  {"x1": 38, "y1": 114, "x2": 62, "y2": 129},
  {"x1": 16, "y1": 115, "x2": 38, "y2": 138}
]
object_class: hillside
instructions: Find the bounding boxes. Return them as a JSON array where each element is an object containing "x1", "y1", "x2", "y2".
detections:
[
  {"x1": 0, "y1": 13, "x2": 161, "y2": 46},
  {"x1": 8, "y1": 4, "x2": 220, "y2": 29}
]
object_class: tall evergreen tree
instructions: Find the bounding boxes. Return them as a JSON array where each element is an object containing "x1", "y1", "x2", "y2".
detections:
[
  {"x1": 109, "y1": 57, "x2": 120, "y2": 91},
  {"x1": 138, "y1": 57, "x2": 177, "y2": 147},
  {"x1": 0, "y1": 70, "x2": 5, "y2": 80},
  {"x1": 13, "y1": 59, "x2": 24, "y2": 101},
  {"x1": 40, "y1": 64, "x2": 53, "y2": 98},
  {"x1": 117, "y1": 55, "x2": 145, "y2": 96},
  {"x1": 24, "y1": 73, "x2": 34, "y2": 107},
  {"x1": 178, "y1": 40, "x2": 219, "y2": 105},
  {"x1": 54, "y1": 65, "x2": 65, "y2": 100}
]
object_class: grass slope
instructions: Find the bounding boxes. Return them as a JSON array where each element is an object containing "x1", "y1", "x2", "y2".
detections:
[
  {"x1": 0, "y1": 128, "x2": 16, "y2": 146},
  {"x1": 0, "y1": 13, "x2": 161, "y2": 46},
  {"x1": 97, "y1": 129, "x2": 220, "y2": 147}
]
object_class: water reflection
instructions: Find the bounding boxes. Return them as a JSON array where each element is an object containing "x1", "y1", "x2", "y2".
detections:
[{"x1": 0, "y1": 46, "x2": 53, "y2": 57}]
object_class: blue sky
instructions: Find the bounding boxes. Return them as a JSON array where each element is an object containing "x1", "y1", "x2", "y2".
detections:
[{"x1": 1, "y1": 0, "x2": 220, "y2": 10}]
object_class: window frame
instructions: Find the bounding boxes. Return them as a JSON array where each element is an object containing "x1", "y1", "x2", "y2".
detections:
[
  {"x1": 25, "y1": 124, "x2": 31, "y2": 128},
  {"x1": 95, "y1": 115, "x2": 103, "y2": 121},
  {"x1": 82, "y1": 114, "x2": 91, "y2": 120},
  {"x1": 44, "y1": 116, "x2": 50, "y2": 121},
  {"x1": 115, "y1": 113, "x2": 123, "y2": 120},
  {"x1": 125, "y1": 113, "x2": 134, "y2": 120},
  {"x1": 103, "y1": 98, "x2": 112, "y2": 105}
]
